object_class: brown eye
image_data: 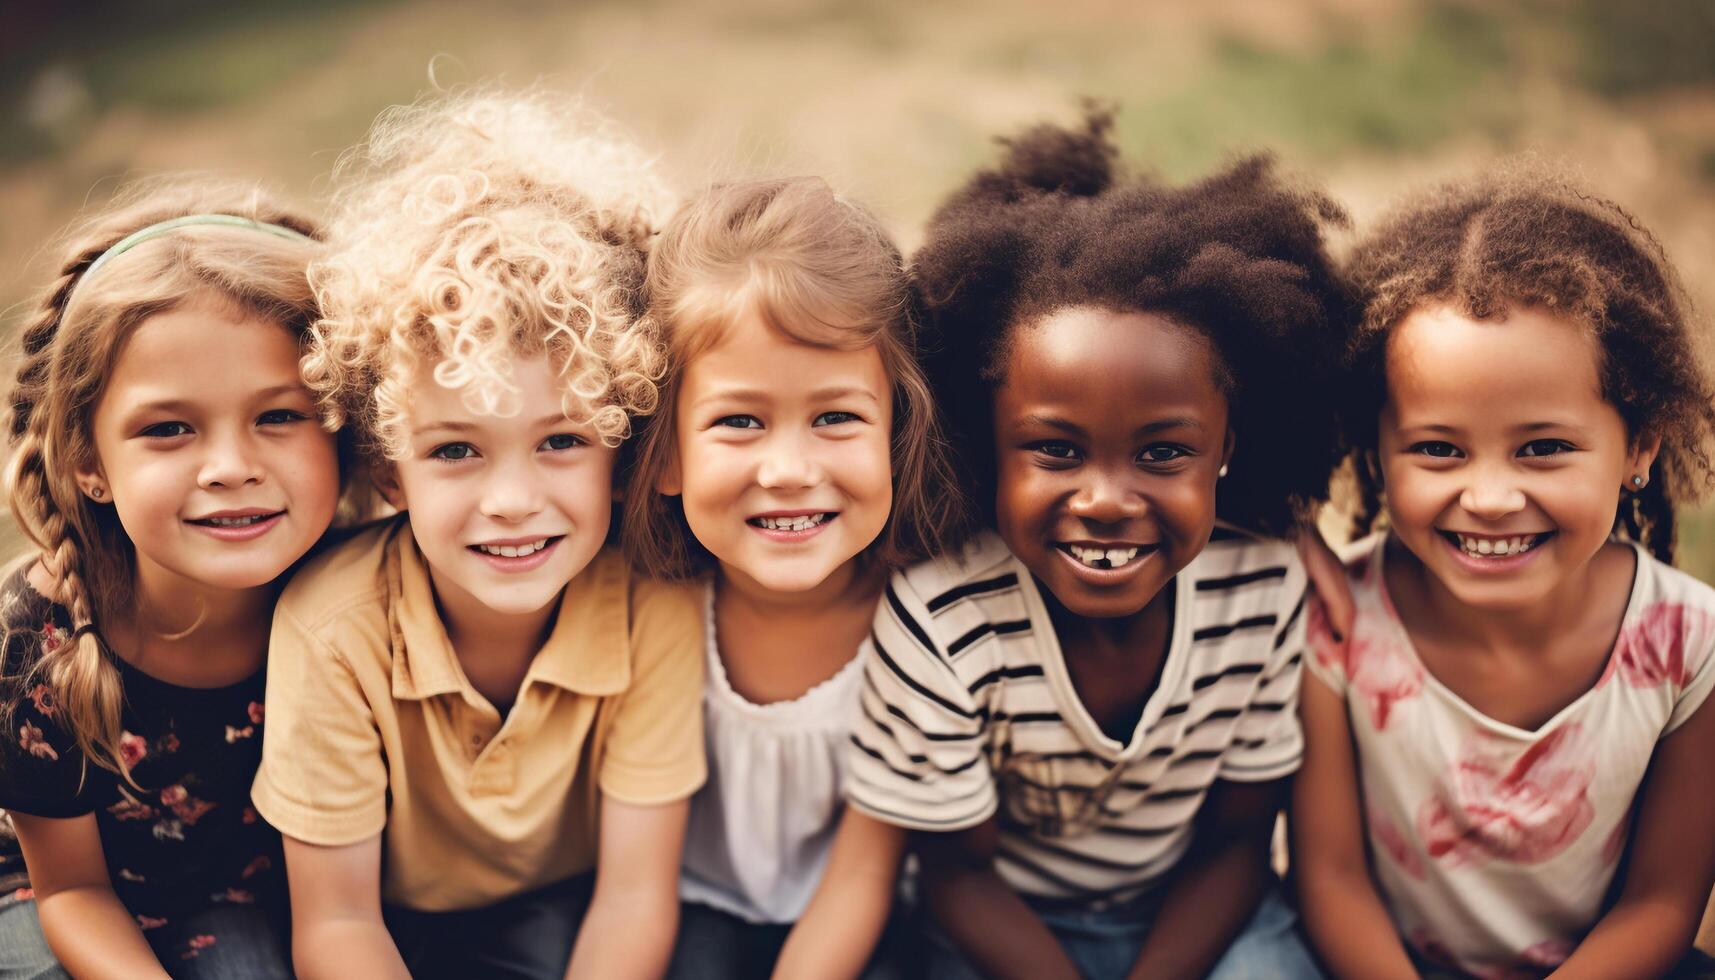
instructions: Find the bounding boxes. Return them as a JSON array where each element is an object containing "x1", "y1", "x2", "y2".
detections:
[
  {"x1": 1519, "y1": 439, "x2": 1574, "y2": 458},
  {"x1": 1138, "y1": 444, "x2": 1190, "y2": 464},
  {"x1": 141, "y1": 421, "x2": 192, "y2": 438}
]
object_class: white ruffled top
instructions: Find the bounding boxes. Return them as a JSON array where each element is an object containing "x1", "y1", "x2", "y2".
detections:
[{"x1": 678, "y1": 583, "x2": 867, "y2": 924}]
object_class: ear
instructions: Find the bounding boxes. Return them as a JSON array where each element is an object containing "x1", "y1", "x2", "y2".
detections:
[
  {"x1": 372, "y1": 462, "x2": 406, "y2": 511},
  {"x1": 1626, "y1": 430, "x2": 1663, "y2": 490},
  {"x1": 74, "y1": 459, "x2": 109, "y2": 504},
  {"x1": 1219, "y1": 428, "x2": 1237, "y2": 476},
  {"x1": 657, "y1": 453, "x2": 682, "y2": 497}
]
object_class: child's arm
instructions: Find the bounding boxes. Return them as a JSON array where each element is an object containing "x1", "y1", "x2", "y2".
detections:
[
  {"x1": 1291, "y1": 669, "x2": 1418, "y2": 980},
  {"x1": 10, "y1": 811, "x2": 170, "y2": 980},
  {"x1": 1551, "y1": 695, "x2": 1715, "y2": 979},
  {"x1": 565, "y1": 796, "x2": 688, "y2": 980},
  {"x1": 1295, "y1": 523, "x2": 1354, "y2": 644},
  {"x1": 279, "y1": 833, "x2": 410, "y2": 980},
  {"x1": 1119, "y1": 777, "x2": 1281, "y2": 979},
  {"x1": 916, "y1": 816, "x2": 1082, "y2": 980},
  {"x1": 772, "y1": 808, "x2": 905, "y2": 980}
]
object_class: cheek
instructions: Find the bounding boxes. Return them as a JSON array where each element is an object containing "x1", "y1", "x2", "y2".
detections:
[
  {"x1": 993, "y1": 458, "x2": 1054, "y2": 533},
  {"x1": 677, "y1": 441, "x2": 744, "y2": 515}
]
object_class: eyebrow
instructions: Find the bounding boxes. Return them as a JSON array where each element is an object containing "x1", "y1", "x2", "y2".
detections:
[
  {"x1": 690, "y1": 385, "x2": 881, "y2": 408},
  {"x1": 1020, "y1": 415, "x2": 1205, "y2": 436},
  {"x1": 1396, "y1": 421, "x2": 1585, "y2": 435},
  {"x1": 124, "y1": 383, "x2": 312, "y2": 418},
  {"x1": 413, "y1": 413, "x2": 580, "y2": 437}
]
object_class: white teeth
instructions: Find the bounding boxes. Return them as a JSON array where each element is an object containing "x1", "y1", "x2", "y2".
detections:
[
  {"x1": 1067, "y1": 544, "x2": 1141, "y2": 569},
  {"x1": 204, "y1": 515, "x2": 264, "y2": 527},
  {"x1": 478, "y1": 538, "x2": 548, "y2": 558},
  {"x1": 756, "y1": 514, "x2": 829, "y2": 532},
  {"x1": 1454, "y1": 533, "x2": 1540, "y2": 557}
]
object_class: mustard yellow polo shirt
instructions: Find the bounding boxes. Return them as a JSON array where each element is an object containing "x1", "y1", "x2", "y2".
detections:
[{"x1": 252, "y1": 517, "x2": 705, "y2": 912}]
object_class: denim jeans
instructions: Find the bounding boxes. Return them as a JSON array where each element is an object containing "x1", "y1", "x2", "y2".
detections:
[
  {"x1": 664, "y1": 900, "x2": 912, "y2": 980},
  {"x1": 383, "y1": 872, "x2": 595, "y2": 980},
  {"x1": 0, "y1": 898, "x2": 291, "y2": 980},
  {"x1": 923, "y1": 883, "x2": 1322, "y2": 980}
]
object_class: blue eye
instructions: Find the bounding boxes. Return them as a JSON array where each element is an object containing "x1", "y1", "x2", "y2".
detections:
[
  {"x1": 1519, "y1": 439, "x2": 1575, "y2": 458},
  {"x1": 541, "y1": 433, "x2": 584, "y2": 451},
  {"x1": 431, "y1": 443, "x2": 477, "y2": 462},
  {"x1": 141, "y1": 421, "x2": 192, "y2": 439},
  {"x1": 813, "y1": 411, "x2": 861, "y2": 427},
  {"x1": 714, "y1": 415, "x2": 762, "y2": 430},
  {"x1": 258, "y1": 409, "x2": 308, "y2": 426},
  {"x1": 1410, "y1": 441, "x2": 1462, "y2": 459},
  {"x1": 1138, "y1": 445, "x2": 1190, "y2": 464}
]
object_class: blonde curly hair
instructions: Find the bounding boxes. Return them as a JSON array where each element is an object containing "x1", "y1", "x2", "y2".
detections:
[{"x1": 304, "y1": 90, "x2": 670, "y2": 456}]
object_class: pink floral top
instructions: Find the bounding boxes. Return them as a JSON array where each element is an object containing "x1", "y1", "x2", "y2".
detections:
[
  {"x1": 0, "y1": 567, "x2": 283, "y2": 931},
  {"x1": 1305, "y1": 534, "x2": 1715, "y2": 979}
]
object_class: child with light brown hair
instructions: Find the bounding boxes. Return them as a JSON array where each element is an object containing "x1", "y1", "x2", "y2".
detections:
[
  {"x1": 251, "y1": 91, "x2": 705, "y2": 980},
  {"x1": 0, "y1": 178, "x2": 352, "y2": 978},
  {"x1": 624, "y1": 176, "x2": 963, "y2": 979}
]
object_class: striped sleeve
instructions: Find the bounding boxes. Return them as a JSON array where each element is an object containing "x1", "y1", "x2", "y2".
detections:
[
  {"x1": 1218, "y1": 562, "x2": 1308, "y2": 782},
  {"x1": 845, "y1": 571, "x2": 996, "y2": 832}
]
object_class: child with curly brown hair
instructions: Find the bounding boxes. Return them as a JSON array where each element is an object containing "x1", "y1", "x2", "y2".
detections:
[
  {"x1": 624, "y1": 176, "x2": 964, "y2": 979},
  {"x1": 249, "y1": 92, "x2": 705, "y2": 980},
  {"x1": 0, "y1": 177, "x2": 357, "y2": 979},
  {"x1": 844, "y1": 111, "x2": 1353, "y2": 980},
  {"x1": 1293, "y1": 171, "x2": 1715, "y2": 979}
]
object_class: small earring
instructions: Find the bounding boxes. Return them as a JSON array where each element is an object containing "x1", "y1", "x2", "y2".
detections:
[
  {"x1": 1631, "y1": 475, "x2": 1646, "y2": 489},
  {"x1": 89, "y1": 487, "x2": 104, "y2": 500},
  {"x1": 1218, "y1": 464, "x2": 1230, "y2": 478}
]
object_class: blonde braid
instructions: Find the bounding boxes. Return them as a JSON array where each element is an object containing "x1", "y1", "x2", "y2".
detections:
[{"x1": 3, "y1": 238, "x2": 130, "y2": 782}]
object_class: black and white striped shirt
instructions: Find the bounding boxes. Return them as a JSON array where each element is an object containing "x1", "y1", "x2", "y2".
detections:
[{"x1": 846, "y1": 526, "x2": 1307, "y2": 902}]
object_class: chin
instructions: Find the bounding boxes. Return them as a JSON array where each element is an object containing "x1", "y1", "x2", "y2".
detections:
[
  {"x1": 470, "y1": 585, "x2": 564, "y2": 618},
  {"x1": 748, "y1": 564, "x2": 840, "y2": 594},
  {"x1": 1055, "y1": 591, "x2": 1154, "y2": 620}
]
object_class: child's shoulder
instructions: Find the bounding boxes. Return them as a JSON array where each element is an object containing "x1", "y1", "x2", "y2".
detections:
[
  {"x1": 1637, "y1": 545, "x2": 1715, "y2": 611},
  {"x1": 275, "y1": 516, "x2": 401, "y2": 632},
  {"x1": 1178, "y1": 521, "x2": 1305, "y2": 594},
  {"x1": 893, "y1": 529, "x2": 1022, "y2": 609}
]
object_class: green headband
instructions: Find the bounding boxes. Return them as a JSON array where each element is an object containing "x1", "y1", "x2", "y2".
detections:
[{"x1": 82, "y1": 213, "x2": 315, "y2": 280}]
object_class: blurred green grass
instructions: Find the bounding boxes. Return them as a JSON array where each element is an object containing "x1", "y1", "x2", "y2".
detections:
[{"x1": 3, "y1": 0, "x2": 1715, "y2": 581}]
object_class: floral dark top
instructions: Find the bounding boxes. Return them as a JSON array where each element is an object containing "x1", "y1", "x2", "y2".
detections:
[{"x1": 0, "y1": 566, "x2": 284, "y2": 931}]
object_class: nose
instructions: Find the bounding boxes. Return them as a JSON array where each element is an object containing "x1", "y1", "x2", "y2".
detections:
[
  {"x1": 755, "y1": 431, "x2": 822, "y2": 490},
  {"x1": 197, "y1": 429, "x2": 265, "y2": 489},
  {"x1": 1459, "y1": 463, "x2": 1527, "y2": 520},
  {"x1": 1067, "y1": 467, "x2": 1146, "y2": 525},
  {"x1": 479, "y1": 455, "x2": 545, "y2": 523}
]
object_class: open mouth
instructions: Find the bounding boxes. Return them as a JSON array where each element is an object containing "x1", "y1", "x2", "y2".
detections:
[
  {"x1": 188, "y1": 512, "x2": 282, "y2": 529},
  {"x1": 748, "y1": 513, "x2": 835, "y2": 532},
  {"x1": 1057, "y1": 542, "x2": 1156, "y2": 570},
  {"x1": 469, "y1": 536, "x2": 561, "y2": 559},
  {"x1": 1439, "y1": 530, "x2": 1552, "y2": 559}
]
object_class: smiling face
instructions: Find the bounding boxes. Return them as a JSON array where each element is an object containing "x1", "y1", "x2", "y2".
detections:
[
  {"x1": 82, "y1": 294, "x2": 340, "y2": 594},
  {"x1": 385, "y1": 352, "x2": 618, "y2": 624},
  {"x1": 992, "y1": 306, "x2": 1233, "y2": 620},
  {"x1": 1379, "y1": 303, "x2": 1658, "y2": 611},
  {"x1": 666, "y1": 311, "x2": 893, "y2": 595}
]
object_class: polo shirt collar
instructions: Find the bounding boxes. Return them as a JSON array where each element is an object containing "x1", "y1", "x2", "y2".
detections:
[{"x1": 386, "y1": 524, "x2": 631, "y2": 702}]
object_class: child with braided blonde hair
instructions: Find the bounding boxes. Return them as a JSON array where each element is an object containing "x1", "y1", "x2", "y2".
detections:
[
  {"x1": 0, "y1": 178, "x2": 353, "y2": 978},
  {"x1": 252, "y1": 91, "x2": 705, "y2": 980}
]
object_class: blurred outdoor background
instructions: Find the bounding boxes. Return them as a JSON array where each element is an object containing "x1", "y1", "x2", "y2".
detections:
[{"x1": 3, "y1": 0, "x2": 1715, "y2": 577}]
